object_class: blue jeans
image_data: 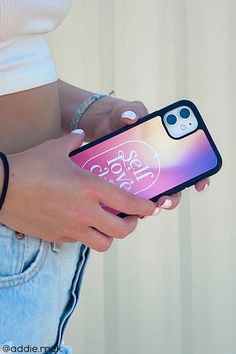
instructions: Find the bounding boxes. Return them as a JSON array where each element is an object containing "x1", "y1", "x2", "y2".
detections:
[{"x1": 0, "y1": 224, "x2": 90, "y2": 353}]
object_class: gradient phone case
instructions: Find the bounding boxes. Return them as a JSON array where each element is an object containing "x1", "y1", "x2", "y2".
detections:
[{"x1": 69, "y1": 100, "x2": 222, "y2": 216}]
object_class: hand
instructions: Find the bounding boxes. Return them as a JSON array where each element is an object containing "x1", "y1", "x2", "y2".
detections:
[
  {"x1": 0, "y1": 130, "x2": 157, "y2": 251},
  {"x1": 88, "y1": 97, "x2": 210, "y2": 212}
]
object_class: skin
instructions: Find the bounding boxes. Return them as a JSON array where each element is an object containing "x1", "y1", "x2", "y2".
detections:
[{"x1": 0, "y1": 80, "x2": 209, "y2": 251}]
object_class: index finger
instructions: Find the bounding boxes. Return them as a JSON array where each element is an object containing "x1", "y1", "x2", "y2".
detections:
[{"x1": 97, "y1": 177, "x2": 156, "y2": 216}]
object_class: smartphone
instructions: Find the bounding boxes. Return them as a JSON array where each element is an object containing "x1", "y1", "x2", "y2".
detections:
[{"x1": 69, "y1": 100, "x2": 222, "y2": 216}]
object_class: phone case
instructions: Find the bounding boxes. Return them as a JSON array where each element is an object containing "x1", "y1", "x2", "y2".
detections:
[{"x1": 69, "y1": 100, "x2": 222, "y2": 216}]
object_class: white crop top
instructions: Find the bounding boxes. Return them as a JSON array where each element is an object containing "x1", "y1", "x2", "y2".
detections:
[{"x1": 0, "y1": 0, "x2": 71, "y2": 95}]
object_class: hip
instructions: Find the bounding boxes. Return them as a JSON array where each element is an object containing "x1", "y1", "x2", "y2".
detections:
[{"x1": 0, "y1": 224, "x2": 90, "y2": 350}]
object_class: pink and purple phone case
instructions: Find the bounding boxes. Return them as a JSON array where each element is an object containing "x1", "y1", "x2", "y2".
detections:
[{"x1": 69, "y1": 100, "x2": 222, "y2": 216}]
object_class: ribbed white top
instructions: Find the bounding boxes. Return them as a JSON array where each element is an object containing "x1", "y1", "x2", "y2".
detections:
[{"x1": 0, "y1": 0, "x2": 71, "y2": 95}]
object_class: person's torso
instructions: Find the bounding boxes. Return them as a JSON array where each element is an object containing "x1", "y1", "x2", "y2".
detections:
[{"x1": 0, "y1": 0, "x2": 72, "y2": 153}]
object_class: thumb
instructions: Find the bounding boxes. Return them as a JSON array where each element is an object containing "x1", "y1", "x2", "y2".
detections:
[{"x1": 59, "y1": 129, "x2": 86, "y2": 154}]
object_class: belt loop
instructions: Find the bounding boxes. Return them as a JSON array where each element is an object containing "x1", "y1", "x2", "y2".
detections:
[
  {"x1": 16, "y1": 231, "x2": 25, "y2": 240},
  {"x1": 51, "y1": 242, "x2": 61, "y2": 252}
]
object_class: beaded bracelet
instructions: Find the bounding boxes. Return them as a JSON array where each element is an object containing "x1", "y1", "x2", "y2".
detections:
[
  {"x1": 70, "y1": 93, "x2": 108, "y2": 131},
  {"x1": 0, "y1": 152, "x2": 9, "y2": 210}
]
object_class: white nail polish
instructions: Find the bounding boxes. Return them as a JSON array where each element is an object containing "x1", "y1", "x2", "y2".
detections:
[
  {"x1": 152, "y1": 207, "x2": 161, "y2": 216},
  {"x1": 202, "y1": 184, "x2": 209, "y2": 192},
  {"x1": 121, "y1": 111, "x2": 137, "y2": 120},
  {"x1": 161, "y1": 199, "x2": 172, "y2": 209},
  {"x1": 71, "y1": 129, "x2": 85, "y2": 135}
]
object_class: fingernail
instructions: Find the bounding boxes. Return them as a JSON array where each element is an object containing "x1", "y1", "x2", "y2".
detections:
[
  {"x1": 71, "y1": 129, "x2": 85, "y2": 135},
  {"x1": 121, "y1": 111, "x2": 137, "y2": 120},
  {"x1": 160, "y1": 199, "x2": 172, "y2": 209},
  {"x1": 202, "y1": 184, "x2": 209, "y2": 192},
  {"x1": 152, "y1": 207, "x2": 161, "y2": 216}
]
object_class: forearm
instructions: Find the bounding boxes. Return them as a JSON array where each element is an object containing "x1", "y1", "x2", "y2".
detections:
[
  {"x1": 0, "y1": 83, "x2": 61, "y2": 154},
  {"x1": 58, "y1": 80, "x2": 122, "y2": 140}
]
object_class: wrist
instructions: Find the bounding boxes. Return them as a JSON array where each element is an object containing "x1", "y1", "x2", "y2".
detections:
[
  {"x1": 0, "y1": 152, "x2": 10, "y2": 220},
  {"x1": 0, "y1": 157, "x2": 3, "y2": 203},
  {"x1": 58, "y1": 80, "x2": 97, "y2": 133},
  {"x1": 71, "y1": 93, "x2": 109, "y2": 131},
  {"x1": 58, "y1": 80, "x2": 128, "y2": 140}
]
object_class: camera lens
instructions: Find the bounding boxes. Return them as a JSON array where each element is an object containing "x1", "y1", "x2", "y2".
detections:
[
  {"x1": 180, "y1": 108, "x2": 190, "y2": 119},
  {"x1": 166, "y1": 114, "x2": 177, "y2": 125}
]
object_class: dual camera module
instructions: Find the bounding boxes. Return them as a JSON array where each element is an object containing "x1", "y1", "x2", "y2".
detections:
[
  {"x1": 163, "y1": 106, "x2": 198, "y2": 138},
  {"x1": 166, "y1": 108, "x2": 190, "y2": 125}
]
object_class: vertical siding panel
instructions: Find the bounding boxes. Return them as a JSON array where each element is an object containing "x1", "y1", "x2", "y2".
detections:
[
  {"x1": 114, "y1": 1, "x2": 183, "y2": 351},
  {"x1": 187, "y1": 1, "x2": 235, "y2": 353},
  {"x1": 48, "y1": 0, "x2": 236, "y2": 353}
]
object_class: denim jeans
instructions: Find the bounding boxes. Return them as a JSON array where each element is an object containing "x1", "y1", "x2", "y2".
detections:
[{"x1": 0, "y1": 224, "x2": 90, "y2": 353}]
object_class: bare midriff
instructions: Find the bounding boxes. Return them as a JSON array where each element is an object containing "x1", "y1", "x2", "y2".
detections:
[{"x1": 0, "y1": 82, "x2": 62, "y2": 154}]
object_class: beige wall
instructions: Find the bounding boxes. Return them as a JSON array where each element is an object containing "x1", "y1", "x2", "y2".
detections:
[{"x1": 48, "y1": 0, "x2": 236, "y2": 353}]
